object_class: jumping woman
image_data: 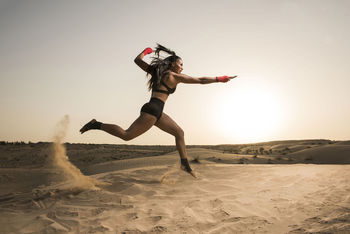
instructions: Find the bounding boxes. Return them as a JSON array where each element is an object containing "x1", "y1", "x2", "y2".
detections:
[{"x1": 80, "y1": 44, "x2": 236, "y2": 177}]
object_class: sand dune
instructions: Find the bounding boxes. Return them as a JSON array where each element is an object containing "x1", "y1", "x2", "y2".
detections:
[
  {"x1": 287, "y1": 145, "x2": 350, "y2": 164},
  {"x1": 1, "y1": 121, "x2": 350, "y2": 234},
  {"x1": 334, "y1": 140, "x2": 350, "y2": 145},
  {"x1": 1, "y1": 146, "x2": 350, "y2": 233}
]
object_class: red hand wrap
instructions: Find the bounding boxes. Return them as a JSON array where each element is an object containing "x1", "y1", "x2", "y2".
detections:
[
  {"x1": 216, "y1": 76, "x2": 230, "y2": 82},
  {"x1": 142, "y1": 47, "x2": 153, "y2": 56}
]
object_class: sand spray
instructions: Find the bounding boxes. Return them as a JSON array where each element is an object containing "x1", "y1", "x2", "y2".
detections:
[
  {"x1": 160, "y1": 161, "x2": 185, "y2": 184},
  {"x1": 50, "y1": 115, "x2": 102, "y2": 190}
]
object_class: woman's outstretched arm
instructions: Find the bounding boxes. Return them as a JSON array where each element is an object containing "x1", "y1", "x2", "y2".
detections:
[
  {"x1": 171, "y1": 72, "x2": 236, "y2": 84},
  {"x1": 134, "y1": 47, "x2": 153, "y2": 72}
]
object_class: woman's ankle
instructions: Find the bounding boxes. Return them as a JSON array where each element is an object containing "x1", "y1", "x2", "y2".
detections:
[{"x1": 180, "y1": 158, "x2": 192, "y2": 172}]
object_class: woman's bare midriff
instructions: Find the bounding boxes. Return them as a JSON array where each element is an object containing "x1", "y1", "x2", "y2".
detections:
[{"x1": 151, "y1": 92, "x2": 169, "y2": 102}]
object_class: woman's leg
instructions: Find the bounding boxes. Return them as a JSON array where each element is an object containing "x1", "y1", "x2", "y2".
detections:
[
  {"x1": 155, "y1": 113, "x2": 195, "y2": 176},
  {"x1": 100, "y1": 113, "x2": 157, "y2": 141},
  {"x1": 154, "y1": 113, "x2": 187, "y2": 159}
]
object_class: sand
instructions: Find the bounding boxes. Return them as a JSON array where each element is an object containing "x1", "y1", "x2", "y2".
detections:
[
  {"x1": 1, "y1": 117, "x2": 350, "y2": 233},
  {"x1": 1, "y1": 146, "x2": 350, "y2": 233}
]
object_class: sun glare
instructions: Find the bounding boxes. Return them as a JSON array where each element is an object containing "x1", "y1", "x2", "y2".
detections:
[{"x1": 215, "y1": 82, "x2": 284, "y2": 143}]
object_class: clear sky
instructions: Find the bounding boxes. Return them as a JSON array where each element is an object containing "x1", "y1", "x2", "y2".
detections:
[{"x1": 1, "y1": 0, "x2": 349, "y2": 145}]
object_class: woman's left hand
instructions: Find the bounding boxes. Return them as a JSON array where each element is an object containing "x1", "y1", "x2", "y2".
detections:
[
  {"x1": 216, "y1": 76, "x2": 230, "y2": 82},
  {"x1": 216, "y1": 75, "x2": 238, "y2": 82}
]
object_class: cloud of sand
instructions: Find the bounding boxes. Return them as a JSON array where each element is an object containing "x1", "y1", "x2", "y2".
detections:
[{"x1": 51, "y1": 115, "x2": 99, "y2": 190}]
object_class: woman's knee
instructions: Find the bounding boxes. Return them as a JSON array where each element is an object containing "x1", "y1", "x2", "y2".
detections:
[
  {"x1": 175, "y1": 128, "x2": 184, "y2": 139},
  {"x1": 123, "y1": 136, "x2": 132, "y2": 141},
  {"x1": 122, "y1": 132, "x2": 134, "y2": 141},
  {"x1": 126, "y1": 135, "x2": 137, "y2": 141}
]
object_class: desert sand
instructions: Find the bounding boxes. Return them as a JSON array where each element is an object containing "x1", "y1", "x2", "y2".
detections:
[
  {"x1": 1, "y1": 121, "x2": 350, "y2": 233},
  {"x1": 1, "y1": 144, "x2": 350, "y2": 233}
]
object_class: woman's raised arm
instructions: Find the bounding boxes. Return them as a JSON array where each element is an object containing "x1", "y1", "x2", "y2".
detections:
[{"x1": 134, "y1": 47, "x2": 153, "y2": 72}]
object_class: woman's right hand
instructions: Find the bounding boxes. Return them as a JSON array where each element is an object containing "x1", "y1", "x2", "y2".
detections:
[
  {"x1": 135, "y1": 47, "x2": 153, "y2": 72},
  {"x1": 142, "y1": 47, "x2": 153, "y2": 56}
]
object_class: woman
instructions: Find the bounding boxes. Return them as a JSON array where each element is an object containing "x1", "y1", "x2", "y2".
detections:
[{"x1": 80, "y1": 44, "x2": 236, "y2": 177}]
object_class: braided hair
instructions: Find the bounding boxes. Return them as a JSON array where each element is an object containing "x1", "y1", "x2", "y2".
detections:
[{"x1": 146, "y1": 44, "x2": 181, "y2": 91}]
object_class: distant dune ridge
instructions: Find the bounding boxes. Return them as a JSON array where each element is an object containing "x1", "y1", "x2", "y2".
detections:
[
  {"x1": 0, "y1": 118, "x2": 349, "y2": 233},
  {"x1": 287, "y1": 144, "x2": 350, "y2": 164}
]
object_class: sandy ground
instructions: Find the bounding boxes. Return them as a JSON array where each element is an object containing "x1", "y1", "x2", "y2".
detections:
[
  {"x1": 1, "y1": 146, "x2": 350, "y2": 233},
  {"x1": 0, "y1": 117, "x2": 349, "y2": 233}
]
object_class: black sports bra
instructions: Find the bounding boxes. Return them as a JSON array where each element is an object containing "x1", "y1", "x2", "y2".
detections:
[{"x1": 153, "y1": 80, "x2": 176, "y2": 95}]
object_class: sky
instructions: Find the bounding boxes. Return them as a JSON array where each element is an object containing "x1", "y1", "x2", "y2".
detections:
[{"x1": 1, "y1": 0, "x2": 350, "y2": 145}]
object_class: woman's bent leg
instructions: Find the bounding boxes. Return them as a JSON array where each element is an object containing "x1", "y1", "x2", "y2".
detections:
[
  {"x1": 155, "y1": 113, "x2": 195, "y2": 176},
  {"x1": 99, "y1": 113, "x2": 157, "y2": 141},
  {"x1": 155, "y1": 113, "x2": 186, "y2": 158}
]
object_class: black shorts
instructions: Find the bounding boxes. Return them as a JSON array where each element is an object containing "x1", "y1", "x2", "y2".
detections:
[{"x1": 140, "y1": 97, "x2": 164, "y2": 120}]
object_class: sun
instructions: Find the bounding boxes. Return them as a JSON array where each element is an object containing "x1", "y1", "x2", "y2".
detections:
[{"x1": 214, "y1": 81, "x2": 285, "y2": 143}]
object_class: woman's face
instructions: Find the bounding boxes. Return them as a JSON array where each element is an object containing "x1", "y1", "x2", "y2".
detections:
[{"x1": 171, "y1": 58, "x2": 183, "y2": 74}]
